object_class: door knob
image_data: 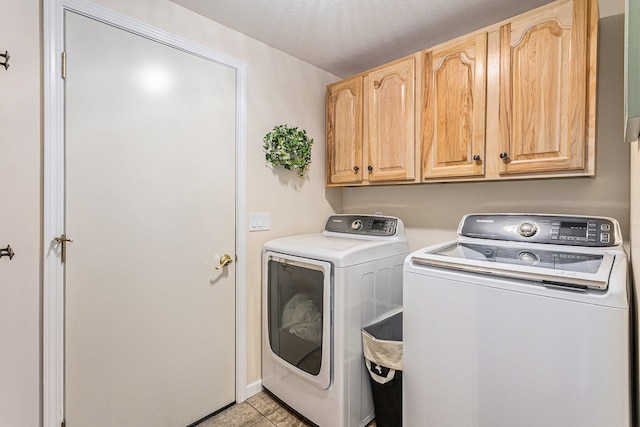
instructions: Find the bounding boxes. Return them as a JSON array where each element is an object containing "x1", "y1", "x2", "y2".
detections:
[{"x1": 215, "y1": 254, "x2": 233, "y2": 270}]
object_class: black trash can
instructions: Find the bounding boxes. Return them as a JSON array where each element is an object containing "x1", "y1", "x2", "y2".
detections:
[{"x1": 362, "y1": 311, "x2": 403, "y2": 427}]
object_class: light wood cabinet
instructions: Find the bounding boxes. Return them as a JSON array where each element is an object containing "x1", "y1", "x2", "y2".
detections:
[
  {"x1": 326, "y1": 76, "x2": 363, "y2": 185},
  {"x1": 326, "y1": 57, "x2": 416, "y2": 186},
  {"x1": 325, "y1": 0, "x2": 597, "y2": 186},
  {"x1": 366, "y1": 57, "x2": 416, "y2": 182},
  {"x1": 496, "y1": 0, "x2": 597, "y2": 175},
  {"x1": 421, "y1": 33, "x2": 487, "y2": 179}
]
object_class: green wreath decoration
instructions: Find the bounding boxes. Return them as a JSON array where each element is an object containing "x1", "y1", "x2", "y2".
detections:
[{"x1": 263, "y1": 124, "x2": 314, "y2": 178}]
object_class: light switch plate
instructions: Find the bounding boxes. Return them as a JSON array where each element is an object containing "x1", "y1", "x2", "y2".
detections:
[{"x1": 249, "y1": 212, "x2": 270, "y2": 231}]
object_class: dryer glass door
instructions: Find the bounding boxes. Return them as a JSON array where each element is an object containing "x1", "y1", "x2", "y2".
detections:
[{"x1": 265, "y1": 253, "x2": 332, "y2": 389}]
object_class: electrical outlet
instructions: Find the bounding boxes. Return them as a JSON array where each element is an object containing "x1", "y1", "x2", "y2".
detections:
[{"x1": 249, "y1": 212, "x2": 271, "y2": 231}]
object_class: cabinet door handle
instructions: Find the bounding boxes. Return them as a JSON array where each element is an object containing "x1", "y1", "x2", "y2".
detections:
[
  {"x1": 367, "y1": 165, "x2": 373, "y2": 171},
  {"x1": 499, "y1": 152, "x2": 509, "y2": 160},
  {"x1": 473, "y1": 154, "x2": 481, "y2": 161},
  {"x1": 353, "y1": 166, "x2": 359, "y2": 172}
]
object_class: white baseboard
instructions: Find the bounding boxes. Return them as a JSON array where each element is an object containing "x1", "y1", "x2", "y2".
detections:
[{"x1": 245, "y1": 379, "x2": 263, "y2": 400}]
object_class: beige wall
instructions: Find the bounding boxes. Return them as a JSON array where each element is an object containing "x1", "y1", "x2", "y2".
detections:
[
  {"x1": 629, "y1": 5, "x2": 640, "y2": 427},
  {"x1": 631, "y1": 142, "x2": 640, "y2": 426},
  {"x1": 0, "y1": 1, "x2": 41, "y2": 426},
  {"x1": 343, "y1": 6, "x2": 630, "y2": 252}
]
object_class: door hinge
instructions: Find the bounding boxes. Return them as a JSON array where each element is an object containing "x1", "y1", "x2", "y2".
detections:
[
  {"x1": 61, "y1": 51, "x2": 66, "y2": 79},
  {"x1": 54, "y1": 234, "x2": 73, "y2": 263}
]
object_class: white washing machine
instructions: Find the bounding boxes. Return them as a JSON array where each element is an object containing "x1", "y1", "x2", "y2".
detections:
[
  {"x1": 403, "y1": 213, "x2": 631, "y2": 427},
  {"x1": 262, "y1": 214, "x2": 410, "y2": 427}
]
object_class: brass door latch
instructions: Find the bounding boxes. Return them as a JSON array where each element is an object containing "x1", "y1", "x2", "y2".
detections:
[{"x1": 215, "y1": 254, "x2": 233, "y2": 270}]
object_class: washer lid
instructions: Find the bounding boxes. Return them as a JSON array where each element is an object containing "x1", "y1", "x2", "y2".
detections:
[{"x1": 410, "y1": 239, "x2": 616, "y2": 291}]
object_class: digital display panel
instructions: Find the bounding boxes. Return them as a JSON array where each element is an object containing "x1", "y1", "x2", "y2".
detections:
[
  {"x1": 371, "y1": 219, "x2": 386, "y2": 231},
  {"x1": 560, "y1": 222, "x2": 588, "y2": 238}
]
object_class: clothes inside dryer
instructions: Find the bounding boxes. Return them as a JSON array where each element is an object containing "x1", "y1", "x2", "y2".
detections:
[{"x1": 282, "y1": 293, "x2": 322, "y2": 345}]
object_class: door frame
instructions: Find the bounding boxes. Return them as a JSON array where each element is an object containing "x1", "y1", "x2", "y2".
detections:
[{"x1": 42, "y1": 1, "x2": 248, "y2": 426}]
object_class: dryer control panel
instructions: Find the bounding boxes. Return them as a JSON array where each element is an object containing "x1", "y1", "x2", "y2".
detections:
[
  {"x1": 324, "y1": 215, "x2": 398, "y2": 236},
  {"x1": 459, "y1": 214, "x2": 621, "y2": 247}
]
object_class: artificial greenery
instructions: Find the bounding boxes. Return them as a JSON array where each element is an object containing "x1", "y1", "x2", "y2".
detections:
[{"x1": 263, "y1": 124, "x2": 314, "y2": 177}]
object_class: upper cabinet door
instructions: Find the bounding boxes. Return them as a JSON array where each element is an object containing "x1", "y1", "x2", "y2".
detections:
[
  {"x1": 422, "y1": 33, "x2": 487, "y2": 179},
  {"x1": 498, "y1": 0, "x2": 595, "y2": 174},
  {"x1": 326, "y1": 76, "x2": 364, "y2": 185},
  {"x1": 367, "y1": 57, "x2": 416, "y2": 182}
]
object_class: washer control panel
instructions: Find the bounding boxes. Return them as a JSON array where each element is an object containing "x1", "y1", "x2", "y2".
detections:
[
  {"x1": 459, "y1": 214, "x2": 620, "y2": 247},
  {"x1": 324, "y1": 215, "x2": 398, "y2": 236}
]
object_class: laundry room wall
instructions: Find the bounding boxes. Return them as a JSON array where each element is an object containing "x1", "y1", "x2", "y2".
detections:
[
  {"x1": 633, "y1": 118, "x2": 640, "y2": 282},
  {"x1": 343, "y1": 0, "x2": 630, "y2": 252},
  {"x1": 0, "y1": 1, "x2": 41, "y2": 426},
  {"x1": 631, "y1": 133, "x2": 640, "y2": 427},
  {"x1": 628, "y1": 3, "x2": 640, "y2": 424}
]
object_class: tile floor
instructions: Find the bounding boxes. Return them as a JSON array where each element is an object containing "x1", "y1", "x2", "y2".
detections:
[{"x1": 195, "y1": 391, "x2": 377, "y2": 427}]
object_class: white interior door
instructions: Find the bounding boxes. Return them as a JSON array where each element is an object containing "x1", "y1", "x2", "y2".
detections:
[{"x1": 63, "y1": 11, "x2": 236, "y2": 427}]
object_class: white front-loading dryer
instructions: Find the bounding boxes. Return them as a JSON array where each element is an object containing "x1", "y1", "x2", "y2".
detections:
[{"x1": 262, "y1": 214, "x2": 410, "y2": 427}]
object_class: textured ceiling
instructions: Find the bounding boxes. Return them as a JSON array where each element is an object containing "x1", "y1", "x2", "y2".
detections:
[{"x1": 171, "y1": 0, "x2": 555, "y2": 78}]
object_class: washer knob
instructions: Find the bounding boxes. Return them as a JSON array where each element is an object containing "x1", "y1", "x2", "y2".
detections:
[
  {"x1": 518, "y1": 222, "x2": 538, "y2": 237},
  {"x1": 351, "y1": 219, "x2": 363, "y2": 230},
  {"x1": 517, "y1": 251, "x2": 539, "y2": 265}
]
